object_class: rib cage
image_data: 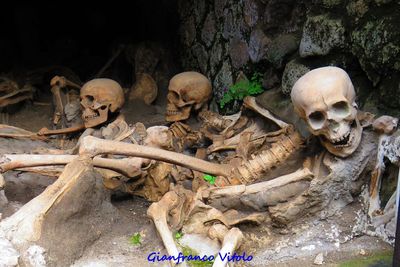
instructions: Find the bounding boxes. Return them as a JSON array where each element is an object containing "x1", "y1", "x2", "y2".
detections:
[{"x1": 236, "y1": 126, "x2": 303, "y2": 184}]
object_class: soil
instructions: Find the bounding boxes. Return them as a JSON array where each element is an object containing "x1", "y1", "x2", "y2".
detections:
[{"x1": 0, "y1": 99, "x2": 394, "y2": 267}]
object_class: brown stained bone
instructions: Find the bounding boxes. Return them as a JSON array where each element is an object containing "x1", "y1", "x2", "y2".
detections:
[
  {"x1": 79, "y1": 136, "x2": 231, "y2": 177},
  {"x1": 37, "y1": 124, "x2": 86, "y2": 136},
  {"x1": 0, "y1": 124, "x2": 46, "y2": 140},
  {"x1": 0, "y1": 154, "x2": 143, "y2": 178},
  {"x1": 234, "y1": 125, "x2": 304, "y2": 184}
]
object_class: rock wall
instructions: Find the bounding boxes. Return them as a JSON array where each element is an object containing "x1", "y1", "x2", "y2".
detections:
[{"x1": 177, "y1": 0, "x2": 400, "y2": 116}]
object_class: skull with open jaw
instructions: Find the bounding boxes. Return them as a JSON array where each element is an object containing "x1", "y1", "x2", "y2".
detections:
[
  {"x1": 291, "y1": 66, "x2": 362, "y2": 157},
  {"x1": 80, "y1": 78, "x2": 124, "y2": 128}
]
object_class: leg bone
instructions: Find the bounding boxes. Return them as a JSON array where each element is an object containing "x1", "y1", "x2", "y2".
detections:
[{"x1": 212, "y1": 227, "x2": 244, "y2": 267}]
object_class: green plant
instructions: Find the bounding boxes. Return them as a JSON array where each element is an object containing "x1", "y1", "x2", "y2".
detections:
[
  {"x1": 129, "y1": 232, "x2": 142, "y2": 246},
  {"x1": 180, "y1": 246, "x2": 215, "y2": 267},
  {"x1": 219, "y1": 72, "x2": 264, "y2": 109},
  {"x1": 174, "y1": 231, "x2": 184, "y2": 240},
  {"x1": 203, "y1": 174, "x2": 217, "y2": 185}
]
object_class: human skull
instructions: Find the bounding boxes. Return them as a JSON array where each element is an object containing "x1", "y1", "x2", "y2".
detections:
[
  {"x1": 291, "y1": 66, "x2": 362, "y2": 157},
  {"x1": 80, "y1": 78, "x2": 124, "y2": 128},
  {"x1": 166, "y1": 71, "x2": 212, "y2": 122}
]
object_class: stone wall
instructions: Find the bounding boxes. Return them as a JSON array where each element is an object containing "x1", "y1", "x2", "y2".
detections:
[{"x1": 177, "y1": 0, "x2": 400, "y2": 116}]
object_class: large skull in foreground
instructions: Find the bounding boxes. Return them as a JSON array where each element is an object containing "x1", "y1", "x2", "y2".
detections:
[
  {"x1": 291, "y1": 67, "x2": 362, "y2": 157},
  {"x1": 166, "y1": 72, "x2": 212, "y2": 122},
  {"x1": 80, "y1": 78, "x2": 124, "y2": 128}
]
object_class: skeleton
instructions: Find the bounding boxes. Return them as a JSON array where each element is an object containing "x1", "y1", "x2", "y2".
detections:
[
  {"x1": 366, "y1": 115, "x2": 399, "y2": 238},
  {"x1": 0, "y1": 76, "x2": 35, "y2": 124},
  {"x1": 0, "y1": 67, "x2": 390, "y2": 265}
]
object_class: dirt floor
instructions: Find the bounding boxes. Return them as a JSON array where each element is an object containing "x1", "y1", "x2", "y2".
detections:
[{"x1": 0, "y1": 99, "x2": 395, "y2": 267}]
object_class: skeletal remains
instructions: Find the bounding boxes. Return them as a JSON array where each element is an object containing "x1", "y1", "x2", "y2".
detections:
[{"x1": 0, "y1": 67, "x2": 397, "y2": 266}]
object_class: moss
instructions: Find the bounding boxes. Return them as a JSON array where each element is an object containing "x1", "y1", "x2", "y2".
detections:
[
  {"x1": 338, "y1": 251, "x2": 393, "y2": 267},
  {"x1": 180, "y1": 245, "x2": 215, "y2": 267}
]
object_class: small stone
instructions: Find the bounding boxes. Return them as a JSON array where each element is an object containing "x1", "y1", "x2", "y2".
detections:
[
  {"x1": 359, "y1": 249, "x2": 366, "y2": 255},
  {"x1": 229, "y1": 38, "x2": 249, "y2": 69},
  {"x1": 300, "y1": 15, "x2": 345, "y2": 57},
  {"x1": 201, "y1": 13, "x2": 216, "y2": 48},
  {"x1": 281, "y1": 59, "x2": 310, "y2": 95},
  {"x1": 314, "y1": 253, "x2": 324, "y2": 265},
  {"x1": 248, "y1": 29, "x2": 270, "y2": 63},
  {"x1": 244, "y1": 0, "x2": 259, "y2": 27}
]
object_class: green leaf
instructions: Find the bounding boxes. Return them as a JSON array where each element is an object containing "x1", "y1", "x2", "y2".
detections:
[
  {"x1": 129, "y1": 232, "x2": 141, "y2": 246},
  {"x1": 174, "y1": 231, "x2": 184, "y2": 240},
  {"x1": 203, "y1": 174, "x2": 217, "y2": 185}
]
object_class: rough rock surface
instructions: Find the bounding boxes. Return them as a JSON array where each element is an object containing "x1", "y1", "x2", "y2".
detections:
[{"x1": 177, "y1": 0, "x2": 400, "y2": 116}]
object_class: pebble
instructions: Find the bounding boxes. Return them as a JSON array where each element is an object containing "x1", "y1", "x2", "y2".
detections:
[
  {"x1": 314, "y1": 253, "x2": 324, "y2": 265},
  {"x1": 359, "y1": 249, "x2": 366, "y2": 255}
]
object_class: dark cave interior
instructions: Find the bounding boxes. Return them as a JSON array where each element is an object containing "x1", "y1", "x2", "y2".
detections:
[{"x1": 0, "y1": 1, "x2": 181, "y2": 88}]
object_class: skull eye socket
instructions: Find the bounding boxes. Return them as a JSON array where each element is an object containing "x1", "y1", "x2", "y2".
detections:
[
  {"x1": 100, "y1": 105, "x2": 107, "y2": 110},
  {"x1": 308, "y1": 111, "x2": 326, "y2": 129},
  {"x1": 81, "y1": 95, "x2": 94, "y2": 106},
  {"x1": 331, "y1": 101, "x2": 350, "y2": 117},
  {"x1": 167, "y1": 91, "x2": 180, "y2": 102}
]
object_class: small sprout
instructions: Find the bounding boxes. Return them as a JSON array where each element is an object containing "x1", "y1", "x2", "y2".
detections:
[
  {"x1": 129, "y1": 232, "x2": 142, "y2": 246},
  {"x1": 174, "y1": 231, "x2": 184, "y2": 240},
  {"x1": 203, "y1": 174, "x2": 217, "y2": 185}
]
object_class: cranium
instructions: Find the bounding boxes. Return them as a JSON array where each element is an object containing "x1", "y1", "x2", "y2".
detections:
[
  {"x1": 291, "y1": 66, "x2": 362, "y2": 157},
  {"x1": 166, "y1": 71, "x2": 212, "y2": 122},
  {"x1": 80, "y1": 78, "x2": 124, "y2": 128}
]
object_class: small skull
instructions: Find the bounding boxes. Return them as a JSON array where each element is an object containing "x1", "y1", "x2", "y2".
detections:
[
  {"x1": 291, "y1": 66, "x2": 362, "y2": 157},
  {"x1": 166, "y1": 72, "x2": 212, "y2": 122},
  {"x1": 80, "y1": 78, "x2": 124, "y2": 128}
]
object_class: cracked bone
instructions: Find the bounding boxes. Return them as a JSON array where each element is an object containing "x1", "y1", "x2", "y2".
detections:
[
  {"x1": 212, "y1": 227, "x2": 243, "y2": 267},
  {"x1": 0, "y1": 154, "x2": 142, "y2": 178},
  {"x1": 147, "y1": 190, "x2": 188, "y2": 267},
  {"x1": 79, "y1": 136, "x2": 231, "y2": 177}
]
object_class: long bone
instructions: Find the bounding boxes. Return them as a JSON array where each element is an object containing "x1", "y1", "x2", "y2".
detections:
[
  {"x1": 147, "y1": 190, "x2": 188, "y2": 267},
  {"x1": 203, "y1": 168, "x2": 314, "y2": 210},
  {"x1": 0, "y1": 154, "x2": 142, "y2": 177},
  {"x1": 212, "y1": 227, "x2": 244, "y2": 267},
  {"x1": 79, "y1": 136, "x2": 231, "y2": 177}
]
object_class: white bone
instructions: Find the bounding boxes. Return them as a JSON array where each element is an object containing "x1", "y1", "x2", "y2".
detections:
[{"x1": 212, "y1": 227, "x2": 243, "y2": 267}]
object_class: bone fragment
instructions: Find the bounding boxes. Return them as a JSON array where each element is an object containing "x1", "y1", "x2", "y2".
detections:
[
  {"x1": 79, "y1": 136, "x2": 231, "y2": 177},
  {"x1": 212, "y1": 227, "x2": 243, "y2": 267},
  {"x1": 37, "y1": 124, "x2": 85, "y2": 136}
]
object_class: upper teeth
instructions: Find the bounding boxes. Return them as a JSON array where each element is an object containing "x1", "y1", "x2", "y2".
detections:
[
  {"x1": 167, "y1": 110, "x2": 180, "y2": 115},
  {"x1": 331, "y1": 131, "x2": 350, "y2": 143}
]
